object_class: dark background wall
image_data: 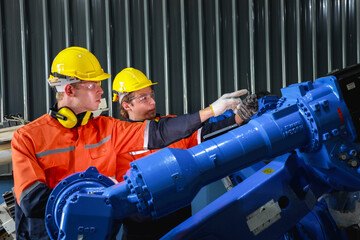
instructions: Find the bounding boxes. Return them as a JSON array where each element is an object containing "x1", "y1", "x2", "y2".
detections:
[{"x1": 1, "y1": 0, "x2": 360, "y2": 122}]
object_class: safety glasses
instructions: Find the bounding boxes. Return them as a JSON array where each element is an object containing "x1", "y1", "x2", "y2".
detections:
[
  {"x1": 76, "y1": 81, "x2": 102, "y2": 90},
  {"x1": 128, "y1": 92, "x2": 155, "y2": 103}
]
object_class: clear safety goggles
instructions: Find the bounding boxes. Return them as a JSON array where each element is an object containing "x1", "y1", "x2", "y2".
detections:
[
  {"x1": 76, "y1": 81, "x2": 102, "y2": 90},
  {"x1": 128, "y1": 92, "x2": 155, "y2": 103}
]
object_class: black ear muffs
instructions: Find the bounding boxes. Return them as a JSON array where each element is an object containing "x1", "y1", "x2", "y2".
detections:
[{"x1": 49, "y1": 107, "x2": 92, "y2": 128}]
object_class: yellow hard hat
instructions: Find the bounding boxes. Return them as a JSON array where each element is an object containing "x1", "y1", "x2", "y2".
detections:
[
  {"x1": 48, "y1": 46, "x2": 110, "y2": 88},
  {"x1": 112, "y1": 68, "x2": 157, "y2": 102}
]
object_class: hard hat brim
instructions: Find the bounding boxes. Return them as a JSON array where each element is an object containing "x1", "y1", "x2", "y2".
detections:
[
  {"x1": 130, "y1": 82, "x2": 158, "y2": 92},
  {"x1": 79, "y1": 72, "x2": 111, "y2": 81}
]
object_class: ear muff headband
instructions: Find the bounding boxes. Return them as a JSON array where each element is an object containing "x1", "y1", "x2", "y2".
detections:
[
  {"x1": 49, "y1": 107, "x2": 92, "y2": 128},
  {"x1": 81, "y1": 111, "x2": 92, "y2": 126}
]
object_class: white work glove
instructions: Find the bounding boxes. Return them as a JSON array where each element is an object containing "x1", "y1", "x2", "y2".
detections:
[
  {"x1": 235, "y1": 94, "x2": 259, "y2": 120},
  {"x1": 210, "y1": 89, "x2": 248, "y2": 117}
]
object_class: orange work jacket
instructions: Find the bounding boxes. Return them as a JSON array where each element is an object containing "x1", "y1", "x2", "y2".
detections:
[{"x1": 12, "y1": 114, "x2": 159, "y2": 204}]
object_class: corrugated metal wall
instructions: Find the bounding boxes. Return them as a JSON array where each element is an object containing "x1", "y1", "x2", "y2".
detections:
[{"x1": 1, "y1": 0, "x2": 360, "y2": 122}]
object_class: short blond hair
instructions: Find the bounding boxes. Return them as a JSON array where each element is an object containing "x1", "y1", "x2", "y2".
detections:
[
  {"x1": 56, "y1": 92, "x2": 64, "y2": 101},
  {"x1": 54, "y1": 83, "x2": 81, "y2": 101}
]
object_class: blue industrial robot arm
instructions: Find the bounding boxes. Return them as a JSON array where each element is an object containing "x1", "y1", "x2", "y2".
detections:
[{"x1": 46, "y1": 64, "x2": 360, "y2": 240}]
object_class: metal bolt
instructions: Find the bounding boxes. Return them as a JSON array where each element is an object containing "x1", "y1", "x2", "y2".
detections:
[
  {"x1": 311, "y1": 103, "x2": 320, "y2": 111},
  {"x1": 349, "y1": 149, "x2": 357, "y2": 156},
  {"x1": 331, "y1": 129, "x2": 339, "y2": 136},
  {"x1": 321, "y1": 100, "x2": 329, "y2": 108},
  {"x1": 338, "y1": 153, "x2": 347, "y2": 161},
  {"x1": 322, "y1": 133, "x2": 330, "y2": 141},
  {"x1": 348, "y1": 159, "x2": 358, "y2": 168}
]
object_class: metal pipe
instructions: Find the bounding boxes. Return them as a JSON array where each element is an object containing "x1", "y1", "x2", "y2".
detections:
[
  {"x1": 249, "y1": 0, "x2": 255, "y2": 93},
  {"x1": 85, "y1": 0, "x2": 91, "y2": 50},
  {"x1": 125, "y1": 0, "x2": 131, "y2": 66},
  {"x1": 232, "y1": 0, "x2": 238, "y2": 91},
  {"x1": 341, "y1": 0, "x2": 347, "y2": 68},
  {"x1": 198, "y1": 0, "x2": 205, "y2": 109},
  {"x1": 296, "y1": 0, "x2": 302, "y2": 83},
  {"x1": 64, "y1": 0, "x2": 70, "y2": 47},
  {"x1": 42, "y1": 0, "x2": 50, "y2": 111},
  {"x1": 180, "y1": 0, "x2": 188, "y2": 114},
  {"x1": 215, "y1": 0, "x2": 221, "y2": 97},
  {"x1": 327, "y1": 0, "x2": 332, "y2": 72},
  {"x1": 162, "y1": 0, "x2": 169, "y2": 115},
  {"x1": 311, "y1": 0, "x2": 317, "y2": 78},
  {"x1": 20, "y1": 0, "x2": 29, "y2": 120},
  {"x1": 280, "y1": 0, "x2": 286, "y2": 87},
  {"x1": 144, "y1": 0, "x2": 150, "y2": 78},
  {"x1": 0, "y1": 2, "x2": 4, "y2": 124},
  {"x1": 265, "y1": 0, "x2": 271, "y2": 89},
  {"x1": 105, "y1": 0, "x2": 113, "y2": 117},
  {"x1": 357, "y1": 0, "x2": 360, "y2": 63}
]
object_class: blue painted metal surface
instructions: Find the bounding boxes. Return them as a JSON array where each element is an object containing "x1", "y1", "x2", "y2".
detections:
[
  {"x1": 284, "y1": 199, "x2": 349, "y2": 240},
  {"x1": 45, "y1": 65, "x2": 360, "y2": 239},
  {"x1": 45, "y1": 167, "x2": 115, "y2": 239},
  {"x1": 162, "y1": 153, "x2": 330, "y2": 239}
]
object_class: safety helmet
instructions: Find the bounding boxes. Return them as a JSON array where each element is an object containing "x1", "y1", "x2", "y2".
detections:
[
  {"x1": 48, "y1": 46, "x2": 110, "y2": 92},
  {"x1": 112, "y1": 68, "x2": 157, "y2": 102}
]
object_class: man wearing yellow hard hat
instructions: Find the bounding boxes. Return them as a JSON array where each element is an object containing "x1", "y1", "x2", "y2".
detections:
[
  {"x1": 112, "y1": 67, "x2": 258, "y2": 240},
  {"x1": 11, "y1": 46, "x2": 245, "y2": 239}
]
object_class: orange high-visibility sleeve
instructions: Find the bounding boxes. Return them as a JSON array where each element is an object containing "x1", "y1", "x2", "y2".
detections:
[{"x1": 12, "y1": 128, "x2": 47, "y2": 204}]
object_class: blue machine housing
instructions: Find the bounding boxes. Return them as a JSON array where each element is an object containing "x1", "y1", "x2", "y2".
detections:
[
  {"x1": 45, "y1": 167, "x2": 116, "y2": 239},
  {"x1": 46, "y1": 64, "x2": 360, "y2": 240}
]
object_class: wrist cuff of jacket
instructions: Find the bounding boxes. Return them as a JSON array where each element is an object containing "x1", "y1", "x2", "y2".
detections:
[{"x1": 210, "y1": 105, "x2": 216, "y2": 116}]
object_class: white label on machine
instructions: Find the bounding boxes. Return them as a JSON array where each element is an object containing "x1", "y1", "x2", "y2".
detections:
[
  {"x1": 246, "y1": 199, "x2": 281, "y2": 236},
  {"x1": 346, "y1": 82, "x2": 356, "y2": 91}
]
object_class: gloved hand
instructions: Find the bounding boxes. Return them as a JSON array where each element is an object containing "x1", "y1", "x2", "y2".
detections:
[
  {"x1": 235, "y1": 94, "x2": 258, "y2": 120},
  {"x1": 210, "y1": 89, "x2": 248, "y2": 117}
]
